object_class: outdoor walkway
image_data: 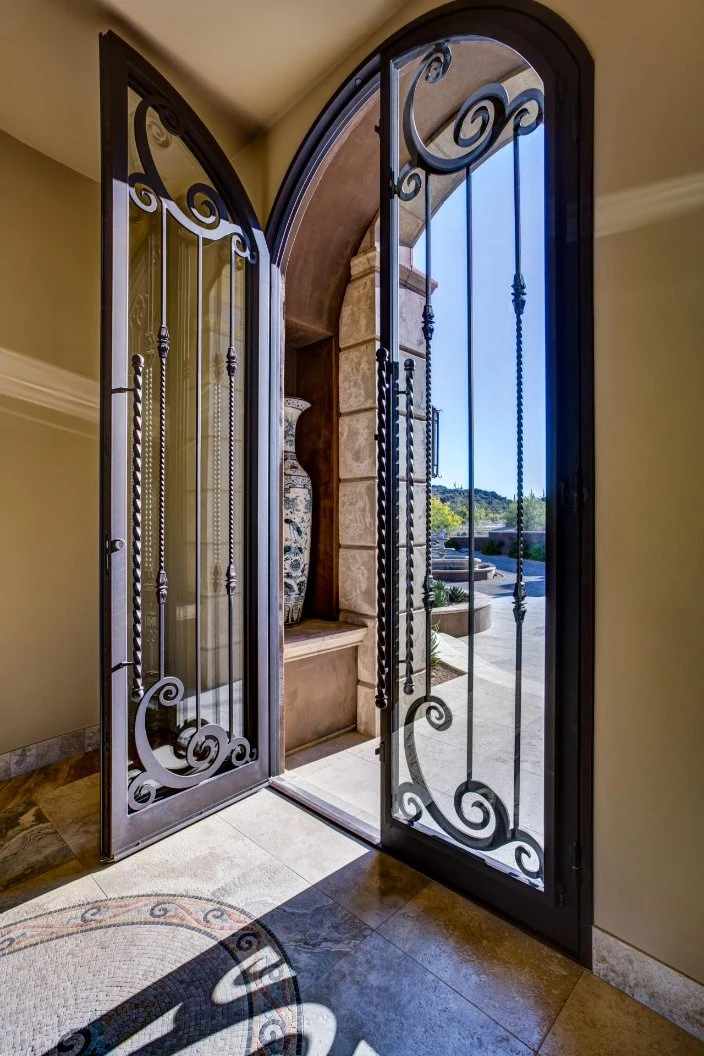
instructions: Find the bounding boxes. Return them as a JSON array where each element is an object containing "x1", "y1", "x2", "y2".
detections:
[
  {"x1": 0, "y1": 759, "x2": 702, "y2": 1054},
  {"x1": 286, "y1": 580, "x2": 547, "y2": 874}
]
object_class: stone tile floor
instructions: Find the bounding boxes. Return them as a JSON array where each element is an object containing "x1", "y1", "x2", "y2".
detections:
[{"x1": 0, "y1": 756, "x2": 702, "y2": 1054}]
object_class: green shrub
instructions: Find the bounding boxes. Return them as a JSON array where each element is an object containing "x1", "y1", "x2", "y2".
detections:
[
  {"x1": 508, "y1": 541, "x2": 546, "y2": 562},
  {"x1": 444, "y1": 538, "x2": 458, "y2": 550},
  {"x1": 432, "y1": 579, "x2": 448, "y2": 608},
  {"x1": 479, "y1": 539, "x2": 503, "y2": 556}
]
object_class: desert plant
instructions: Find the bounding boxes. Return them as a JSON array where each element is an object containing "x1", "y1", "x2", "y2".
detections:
[
  {"x1": 430, "y1": 625, "x2": 441, "y2": 668},
  {"x1": 432, "y1": 579, "x2": 448, "y2": 608},
  {"x1": 447, "y1": 585, "x2": 469, "y2": 604}
]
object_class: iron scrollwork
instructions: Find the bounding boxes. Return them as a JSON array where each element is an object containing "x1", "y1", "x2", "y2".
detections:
[
  {"x1": 389, "y1": 43, "x2": 545, "y2": 883},
  {"x1": 396, "y1": 42, "x2": 543, "y2": 200},
  {"x1": 126, "y1": 91, "x2": 255, "y2": 811}
]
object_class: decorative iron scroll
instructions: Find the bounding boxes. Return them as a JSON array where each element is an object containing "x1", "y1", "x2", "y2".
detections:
[
  {"x1": 127, "y1": 676, "x2": 254, "y2": 810},
  {"x1": 396, "y1": 42, "x2": 543, "y2": 200},
  {"x1": 126, "y1": 91, "x2": 255, "y2": 810},
  {"x1": 396, "y1": 695, "x2": 544, "y2": 881},
  {"x1": 388, "y1": 43, "x2": 545, "y2": 883}
]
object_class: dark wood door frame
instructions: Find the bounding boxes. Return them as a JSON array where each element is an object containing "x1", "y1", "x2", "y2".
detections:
[{"x1": 267, "y1": 0, "x2": 594, "y2": 966}]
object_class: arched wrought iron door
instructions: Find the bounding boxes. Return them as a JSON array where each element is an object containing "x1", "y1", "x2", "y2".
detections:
[
  {"x1": 377, "y1": 17, "x2": 593, "y2": 959},
  {"x1": 100, "y1": 33, "x2": 272, "y2": 859}
]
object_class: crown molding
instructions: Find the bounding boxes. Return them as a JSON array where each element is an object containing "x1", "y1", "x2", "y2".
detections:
[{"x1": 0, "y1": 346, "x2": 99, "y2": 423}]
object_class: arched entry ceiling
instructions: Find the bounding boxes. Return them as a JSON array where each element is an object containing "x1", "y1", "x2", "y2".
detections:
[{"x1": 284, "y1": 39, "x2": 540, "y2": 348}]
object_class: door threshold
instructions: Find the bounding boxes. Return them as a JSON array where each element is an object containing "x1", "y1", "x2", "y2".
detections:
[{"x1": 270, "y1": 775, "x2": 381, "y2": 848}]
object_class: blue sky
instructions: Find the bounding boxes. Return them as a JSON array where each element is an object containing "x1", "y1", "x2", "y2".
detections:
[{"x1": 413, "y1": 125, "x2": 546, "y2": 499}]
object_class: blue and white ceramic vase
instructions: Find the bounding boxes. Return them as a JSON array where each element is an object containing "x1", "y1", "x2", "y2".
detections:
[{"x1": 283, "y1": 397, "x2": 312, "y2": 625}]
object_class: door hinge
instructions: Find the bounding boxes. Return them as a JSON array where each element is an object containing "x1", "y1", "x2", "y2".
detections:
[
  {"x1": 375, "y1": 740, "x2": 386, "y2": 763},
  {"x1": 104, "y1": 536, "x2": 125, "y2": 574},
  {"x1": 571, "y1": 841, "x2": 583, "y2": 886},
  {"x1": 559, "y1": 473, "x2": 587, "y2": 513}
]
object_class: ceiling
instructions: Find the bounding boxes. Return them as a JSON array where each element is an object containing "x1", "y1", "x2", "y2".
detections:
[{"x1": 0, "y1": 0, "x2": 409, "y2": 183}]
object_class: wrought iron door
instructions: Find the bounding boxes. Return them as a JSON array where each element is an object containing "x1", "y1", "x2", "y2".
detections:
[
  {"x1": 377, "y1": 33, "x2": 593, "y2": 957},
  {"x1": 100, "y1": 33, "x2": 271, "y2": 859}
]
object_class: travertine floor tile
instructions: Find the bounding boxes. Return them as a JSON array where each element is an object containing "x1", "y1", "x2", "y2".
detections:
[
  {"x1": 379, "y1": 881, "x2": 581, "y2": 1049},
  {"x1": 94, "y1": 811, "x2": 309, "y2": 919},
  {"x1": 219, "y1": 787, "x2": 369, "y2": 884},
  {"x1": 539, "y1": 971, "x2": 704, "y2": 1055},
  {"x1": 35, "y1": 772, "x2": 101, "y2": 868},
  {"x1": 0, "y1": 800, "x2": 77, "y2": 893},
  {"x1": 300, "y1": 931, "x2": 531, "y2": 1055},
  {"x1": 317, "y1": 847, "x2": 429, "y2": 928},
  {"x1": 260, "y1": 884, "x2": 370, "y2": 981},
  {"x1": 0, "y1": 873, "x2": 106, "y2": 926}
]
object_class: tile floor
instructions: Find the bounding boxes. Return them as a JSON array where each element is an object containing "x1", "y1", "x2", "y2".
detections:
[{"x1": 0, "y1": 756, "x2": 702, "y2": 1054}]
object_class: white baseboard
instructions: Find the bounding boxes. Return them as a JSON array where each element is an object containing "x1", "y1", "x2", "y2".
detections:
[{"x1": 593, "y1": 927, "x2": 704, "y2": 1041}]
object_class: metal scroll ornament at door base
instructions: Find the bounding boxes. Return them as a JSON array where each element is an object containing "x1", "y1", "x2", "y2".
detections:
[{"x1": 379, "y1": 42, "x2": 545, "y2": 883}]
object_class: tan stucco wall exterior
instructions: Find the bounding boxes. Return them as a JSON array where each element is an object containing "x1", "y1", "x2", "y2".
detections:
[
  {"x1": 0, "y1": 0, "x2": 701, "y2": 994},
  {"x1": 259, "y1": 0, "x2": 704, "y2": 987}
]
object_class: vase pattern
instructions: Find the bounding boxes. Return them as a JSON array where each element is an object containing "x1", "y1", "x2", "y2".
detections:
[{"x1": 283, "y1": 398, "x2": 312, "y2": 625}]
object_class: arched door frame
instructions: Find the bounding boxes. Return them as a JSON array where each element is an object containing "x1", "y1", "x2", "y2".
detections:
[{"x1": 267, "y1": 0, "x2": 594, "y2": 965}]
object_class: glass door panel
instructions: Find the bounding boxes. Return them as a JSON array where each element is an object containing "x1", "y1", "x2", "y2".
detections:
[
  {"x1": 101, "y1": 33, "x2": 270, "y2": 859},
  {"x1": 378, "y1": 32, "x2": 588, "y2": 953}
]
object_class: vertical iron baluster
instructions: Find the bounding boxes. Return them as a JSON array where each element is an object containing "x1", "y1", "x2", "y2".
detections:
[
  {"x1": 404, "y1": 358, "x2": 415, "y2": 695},
  {"x1": 422, "y1": 173, "x2": 435, "y2": 702},
  {"x1": 157, "y1": 208, "x2": 169, "y2": 681},
  {"x1": 511, "y1": 123, "x2": 528, "y2": 833},
  {"x1": 376, "y1": 346, "x2": 389, "y2": 709},
  {"x1": 466, "y1": 169, "x2": 475, "y2": 780},
  {"x1": 195, "y1": 236, "x2": 203, "y2": 729},
  {"x1": 226, "y1": 241, "x2": 239, "y2": 738},
  {"x1": 132, "y1": 353, "x2": 144, "y2": 700}
]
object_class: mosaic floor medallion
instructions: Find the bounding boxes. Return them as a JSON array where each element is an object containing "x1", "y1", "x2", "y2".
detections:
[{"x1": 0, "y1": 894, "x2": 303, "y2": 1054}]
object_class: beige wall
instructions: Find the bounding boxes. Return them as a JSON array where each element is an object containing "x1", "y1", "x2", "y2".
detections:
[
  {"x1": 0, "y1": 130, "x2": 101, "y2": 753},
  {"x1": 259, "y1": 0, "x2": 704, "y2": 986}
]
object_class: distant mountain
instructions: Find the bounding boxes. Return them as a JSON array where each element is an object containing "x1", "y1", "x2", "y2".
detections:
[{"x1": 432, "y1": 484, "x2": 510, "y2": 519}]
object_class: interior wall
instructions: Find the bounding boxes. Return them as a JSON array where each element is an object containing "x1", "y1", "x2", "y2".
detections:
[
  {"x1": 261, "y1": 0, "x2": 704, "y2": 985},
  {"x1": 0, "y1": 129, "x2": 101, "y2": 754}
]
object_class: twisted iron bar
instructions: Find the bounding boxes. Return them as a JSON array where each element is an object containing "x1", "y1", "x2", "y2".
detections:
[
  {"x1": 156, "y1": 322, "x2": 169, "y2": 679},
  {"x1": 376, "y1": 347, "x2": 390, "y2": 709},
  {"x1": 226, "y1": 340, "x2": 238, "y2": 738},
  {"x1": 422, "y1": 173, "x2": 435, "y2": 702},
  {"x1": 511, "y1": 123, "x2": 528, "y2": 831},
  {"x1": 404, "y1": 358, "x2": 415, "y2": 695},
  {"x1": 131, "y1": 354, "x2": 144, "y2": 701}
]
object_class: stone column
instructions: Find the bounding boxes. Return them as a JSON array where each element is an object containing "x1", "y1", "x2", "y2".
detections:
[{"x1": 337, "y1": 228, "x2": 430, "y2": 736}]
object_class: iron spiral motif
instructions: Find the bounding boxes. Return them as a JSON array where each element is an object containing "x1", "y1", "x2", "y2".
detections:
[
  {"x1": 385, "y1": 43, "x2": 545, "y2": 883},
  {"x1": 126, "y1": 90, "x2": 254, "y2": 810},
  {"x1": 396, "y1": 42, "x2": 543, "y2": 200}
]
